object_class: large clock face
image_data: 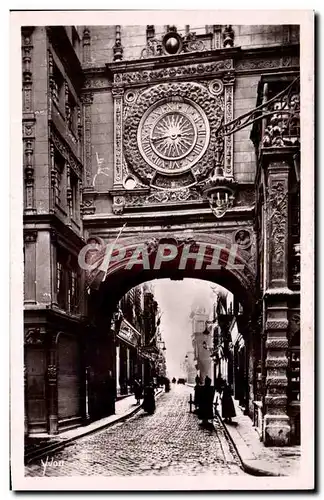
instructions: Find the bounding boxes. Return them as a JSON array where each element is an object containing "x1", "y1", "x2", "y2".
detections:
[{"x1": 137, "y1": 97, "x2": 210, "y2": 175}]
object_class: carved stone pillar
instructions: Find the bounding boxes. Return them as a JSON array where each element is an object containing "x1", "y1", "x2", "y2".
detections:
[
  {"x1": 112, "y1": 86, "x2": 125, "y2": 212},
  {"x1": 47, "y1": 336, "x2": 58, "y2": 435},
  {"x1": 21, "y1": 27, "x2": 34, "y2": 114},
  {"x1": 22, "y1": 27, "x2": 36, "y2": 215},
  {"x1": 82, "y1": 27, "x2": 91, "y2": 64},
  {"x1": 263, "y1": 154, "x2": 291, "y2": 446},
  {"x1": 223, "y1": 69, "x2": 235, "y2": 178},
  {"x1": 81, "y1": 92, "x2": 93, "y2": 187},
  {"x1": 24, "y1": 230, "x2": 37, "y2": 304},
  {"x1": 50, "y1": 229, "x2": 58, "y2": 307}
]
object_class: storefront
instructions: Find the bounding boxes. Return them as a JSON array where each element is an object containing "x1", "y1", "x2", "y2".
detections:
[{"x1": 116, "y1": 318, "x2": 141, "y2": 396}]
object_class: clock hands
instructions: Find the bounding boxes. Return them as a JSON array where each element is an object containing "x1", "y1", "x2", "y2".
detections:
[{"x1": 151, "y1": 133, "x2": 182, "y2": 142}]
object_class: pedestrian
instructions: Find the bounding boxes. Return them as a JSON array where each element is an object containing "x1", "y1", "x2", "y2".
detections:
[
  {"x1": 106, "y1": 370, "x2": 116, "y2": 416},
  {"x1": 172, "y1": 377, "x2": 176, "y2": 384},
  {"x1": 193, "y1": 375, "x2": 202, "y2": 414},
  {"x1": 142, "y1": 381, "x2": 156, "y2": 414},
  {"x1": 198, "y1": 376, "x2": 215, "y2": 426},
  {"x1": 221, "y1": 381, "x2": 236, "y2": 423},
  {"x1": 133, "y1": 377, "x2": 143, "y2": 405},
  {"x1": 164, "y1": 377, "x2": 170, "y2": 393}
]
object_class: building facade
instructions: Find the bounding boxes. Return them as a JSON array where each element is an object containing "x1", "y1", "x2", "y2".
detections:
[{"x1": 23, "y1": 23, "x2": 300, "y2": 445}]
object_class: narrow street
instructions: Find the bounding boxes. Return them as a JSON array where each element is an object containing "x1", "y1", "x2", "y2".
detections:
[{"x1": 25, "y1": 385, "x2": 245, "y2": 477}]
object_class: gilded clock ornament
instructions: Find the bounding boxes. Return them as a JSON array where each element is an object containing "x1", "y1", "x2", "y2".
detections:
[{"x1": 138, "y1": 97, "x2": 210, "y2": 175}]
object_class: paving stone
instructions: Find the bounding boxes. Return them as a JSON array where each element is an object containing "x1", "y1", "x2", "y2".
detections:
[{"x1": 25, "y1": 385, "x2": 245, "y2": 477}]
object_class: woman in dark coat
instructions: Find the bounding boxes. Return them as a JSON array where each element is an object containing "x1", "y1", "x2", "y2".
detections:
[
  {"x1": 198, "y1": 376, "x2": 215, "y2": 425},
  {"x1": 142, "y1": 383, "x2": 156, "y2": 414},
  {"x1": 133, "y1": 378, "x2": 143, "y2": 405},
  {"x1": 221, "y1": 382, "x2": 236, "y2": 422},
  {"x1": 164, "y1": 377, "x2": 170, "y2": 392},
  {"x1": 193, "y1": 376, "x2": 202, "y2": 413}
]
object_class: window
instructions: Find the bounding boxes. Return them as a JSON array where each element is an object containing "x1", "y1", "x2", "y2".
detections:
[
  {"x1": 66, "y1": 91, "x2": 77, "y2": 134},
  {"x1": 68, "y1": 270, "x2": 79, "y2": 314},
  {"x1": 57, "y1": 261, "x2": 65, "y2": 309},
  {"x1": 54, "y1": 150, "x2": 65, "y2": 208},
  {"x1": 56, "y1": 248, "x2": 79, "y2": 313},
  {"x1": 70, "y1": 170, "x2": 79, "y2": 221},
  {"x1": 52, "y1": 64, "x2": 64, "y2": 111}
]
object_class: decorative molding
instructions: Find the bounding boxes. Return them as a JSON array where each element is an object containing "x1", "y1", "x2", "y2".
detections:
[
  {"x1": 113, "y1": 59, "x2": 234, "y2": 86},
  {"x1": 265, "y1": 376, "x2": 288, "y2": 387},
  {"x1": 265, "y1": 319, "x2": 289, "y2": 330},
  {"x1": 265, "y1": 358, "x2": 289, "y2": 368},
  {"x1": 121, "y1": 186, "x2": 202, "y2": 208},
  {"x1": 265, "y1": 338, "x2": 289, "y2": 349},
  {"x1": 264, "y1": 395, "x2": 287, "y2": 406}
]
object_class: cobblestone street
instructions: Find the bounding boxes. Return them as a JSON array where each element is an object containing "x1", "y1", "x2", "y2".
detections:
[{"x1": 25, "y1": 385, "x2": 245, "y2": 477}]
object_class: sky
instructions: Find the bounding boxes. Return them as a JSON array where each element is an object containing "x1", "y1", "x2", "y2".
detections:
[{"x1": 149, "y1": 278, "x2": 222, "y2": 378}]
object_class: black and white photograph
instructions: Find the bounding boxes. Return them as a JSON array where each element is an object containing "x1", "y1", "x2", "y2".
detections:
[{"x1": 10, "y1": 9, "x2": 314, "y2": 491}]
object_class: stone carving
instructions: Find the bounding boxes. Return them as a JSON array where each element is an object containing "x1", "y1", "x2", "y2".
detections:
[
  {"x1": 208, "y1": 79, "x2": 224, "y2": 96},
  {"x1": 141, "y1": 26, "x2": 206, "y2": 59},
  {"x1": 262, "y1": 91, "x2": 300, "y2": 148},
  {"x1": 123, "y1": 81, "x2": 225, "y2": 188},
  {"x1": 24, "y1": 230, "x2": 38, "y2": 243},
  {"x1": 113, "y1": 25, "x2": 123, "y2": 62},
  {"x1": 113, "y1": 59, "x2": 233, "y2": 86},
  {"x1": 289, "y1": 313, "x2": 300, "y2": 335},
  {"x1": 81, "y1": 197, "x2": 96, "y2": 215},
  {"x1": 267, "y1": 181, "x2": 288, "y2": 277},
  {"x1": 25, "y1": 327, "x2": 45, "y2": 345},
  {"x1": 234, "y1": 229, "x2": 251, "y2": 249},
  {"x1": 223, "y1": 25, "x2": 234, "y2": 48},
  {"x1": 82, "y1": 27, "x2": 91, "y2": 64},
  {"x1": 21, "y1": 27, "x2": 34, "y2": 113},
  {"x1": 124, "y1": 187, "x2": 202, "y2": 207},
  {"x1": 124, "y1": 89, "x2": 138, "y2": 104},
  {"x1": 112, "y1": 196, "x2": 125, "y2": 215},
  {"x1": 236, "y1": 58, "x2": 281, "y2": 71}
]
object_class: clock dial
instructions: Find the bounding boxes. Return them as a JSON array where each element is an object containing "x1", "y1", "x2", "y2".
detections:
[{"x1": 138, "y1": 97, "x2": 210, "y2": 175}]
